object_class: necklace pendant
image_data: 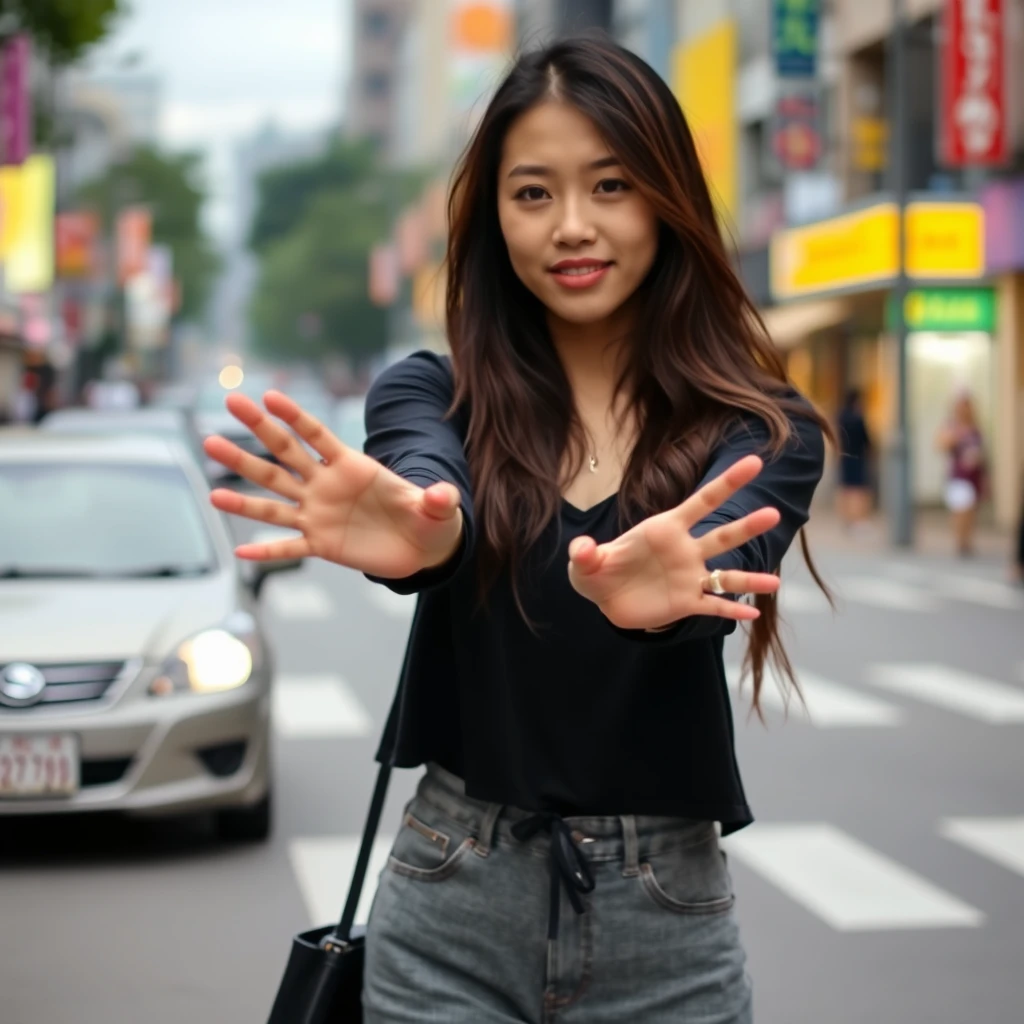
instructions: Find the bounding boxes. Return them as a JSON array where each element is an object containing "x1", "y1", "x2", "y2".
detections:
[{"x1": 588, "y1": 454, "x2": 599, "y2": 474}]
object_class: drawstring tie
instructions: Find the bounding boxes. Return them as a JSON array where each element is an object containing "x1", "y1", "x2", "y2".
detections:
[{"x1": 511, "y1": 812, "x2": 595, "y2": 940}]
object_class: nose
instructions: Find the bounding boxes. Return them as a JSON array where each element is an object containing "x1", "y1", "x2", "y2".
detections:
[{"x1": 552, "y1": 195, "x2": 596, "y2": 248}]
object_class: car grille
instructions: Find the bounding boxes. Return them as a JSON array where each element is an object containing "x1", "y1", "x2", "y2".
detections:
[{"x1": 0, "y1": 661, "x2": 130, "y2": 707}]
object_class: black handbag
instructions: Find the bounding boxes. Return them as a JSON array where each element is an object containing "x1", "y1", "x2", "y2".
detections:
[{"x1": 266, "y1": 761, "x2": 392, "y2": 1023}]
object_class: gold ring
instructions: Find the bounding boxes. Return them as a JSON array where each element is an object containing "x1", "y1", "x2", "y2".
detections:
[{"x1": 703, "y1": 569, "x2": 727, "y2": 595}]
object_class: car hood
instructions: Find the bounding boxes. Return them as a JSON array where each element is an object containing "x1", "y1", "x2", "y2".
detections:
[{"x1": 0, "y1": 572, "x2": 240, "y2": 664}]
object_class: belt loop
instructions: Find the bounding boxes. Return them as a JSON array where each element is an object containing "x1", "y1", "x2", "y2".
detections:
[
  {"x1": 474, "y1": 802, "x2": 502, "y2": 857},
  {"x1": 620, "y1": 815, "x2": 640, "y2": 877}
]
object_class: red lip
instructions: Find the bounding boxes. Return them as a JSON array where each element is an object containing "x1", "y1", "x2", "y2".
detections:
[{"x1": 549, "y1": 259, "x2": 612, "y2": 271}]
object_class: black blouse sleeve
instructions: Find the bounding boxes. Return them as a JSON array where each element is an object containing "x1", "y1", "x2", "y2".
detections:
[
  {"x1": 610, "y1": 402, "x2": 826, "y2": 646},
  {"x1": 362, "y1": 351, "x2": 475, "y2": 594}
]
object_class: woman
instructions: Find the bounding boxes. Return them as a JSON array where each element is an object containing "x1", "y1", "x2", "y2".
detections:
[
  {"x1": 937, "y1": 390, "x2": 986, "y2": 557},
  {"x1": 836, "y1": 388, "x2": 872, "y2": 530},
  {"x1": 206, "y1": 36, "x2": 829, "y2": 1024}
]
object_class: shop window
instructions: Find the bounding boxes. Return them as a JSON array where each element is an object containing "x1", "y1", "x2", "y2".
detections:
[{"x1": 364, "y1": 11, "x2": 390, "y2": 38}]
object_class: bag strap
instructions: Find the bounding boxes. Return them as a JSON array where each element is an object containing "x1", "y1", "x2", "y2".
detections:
[{"x1": 330, "y1": 760, "x2": 391, "y2": 943}]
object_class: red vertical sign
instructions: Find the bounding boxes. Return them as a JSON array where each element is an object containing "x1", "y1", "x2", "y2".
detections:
[{"x1": 940, "y1": 0, "x2": 1008, "y2": 167}]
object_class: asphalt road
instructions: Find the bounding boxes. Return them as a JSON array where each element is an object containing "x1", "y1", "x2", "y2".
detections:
[{"x1": 3, "y1": 510, "x2": 1023, "y2": 1024}]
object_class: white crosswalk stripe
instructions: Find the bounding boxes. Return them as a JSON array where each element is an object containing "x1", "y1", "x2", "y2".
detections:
[
  {"x1": 728, "y1": 667, "x2": 903, "y2": 727},
  {"x1": 866, "y1": 664, "x2": 1024, "y2": 724},
  {"x1": 289, "y1": 835, "x2": 395, "y2": 927},
  {"x1": 366, "y1": 583, "x2": 417, "y2": 621},
  {"x1": 840, "y1": 577, "x2": 940, "y2": 612},
  {"x1": 778, "y1": 580, "x2": 832, "y2": 614},
  {"x1": 881, "y1": 564, "x2": 1024, "y2": 611},
  {"x1": 264, "y1": 579, "x2": 335, "y2": 620},
  {"x1": 724, "y1": 823, "x2": 984, "y2": 931},
  {"x1": 273, "y1": 673, "x2": 374, "y2": 738},
  {"x1": 941, "y1": 817, "x2": 1024, "y2": 879}
]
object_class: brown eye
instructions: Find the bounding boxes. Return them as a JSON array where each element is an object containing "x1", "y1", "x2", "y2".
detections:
[
  {"x1": 595, "y1": 178, "x2": 629, "y2": 195},
  {"x1": 514, "y1": 186, "x2": 549, "y2": 202}
]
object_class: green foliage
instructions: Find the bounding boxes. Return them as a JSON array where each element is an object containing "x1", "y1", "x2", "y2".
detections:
[
  {"x1": 1, "y1": 0, "x2": 124, "y2": 63},
  {"x1": 248, "y1": 139, "x2": 430, "y2": 367},
  {"x1": 77, "y1": 145, "x2": 221, "y2": 321}
]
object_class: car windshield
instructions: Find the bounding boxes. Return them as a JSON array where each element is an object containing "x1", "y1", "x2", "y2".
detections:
[{"x1": 0, "y1": 463, "x2": 216, "y2": 578}]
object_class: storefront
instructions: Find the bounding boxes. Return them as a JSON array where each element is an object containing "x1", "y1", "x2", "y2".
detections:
[{"x1": 765, "y1": 197, "x2": 999, "y2": 510}]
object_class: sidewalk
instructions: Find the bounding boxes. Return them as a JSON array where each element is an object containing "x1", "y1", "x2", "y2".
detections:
[{"x1": 805, "y1": 507, "x2": 1016, "y2": 564}]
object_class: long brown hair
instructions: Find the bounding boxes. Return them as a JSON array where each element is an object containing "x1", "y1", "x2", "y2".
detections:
[{"x1": 444, "y1": 34, "x2": 833, "y2": 714}]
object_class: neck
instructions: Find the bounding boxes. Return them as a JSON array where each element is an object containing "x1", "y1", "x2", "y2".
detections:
[{"x1": 547, "y1": 303, "x2": 635, "y2": 402}]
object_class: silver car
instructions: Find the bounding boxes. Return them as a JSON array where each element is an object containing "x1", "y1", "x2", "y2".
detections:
[{"x1": 0, "y1": 431, "x2": 299, "y2": 840}]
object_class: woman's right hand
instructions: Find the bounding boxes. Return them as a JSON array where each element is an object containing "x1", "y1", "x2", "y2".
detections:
[{"x1": 203, "y1": 390, "x2": 464, "y2": 579}]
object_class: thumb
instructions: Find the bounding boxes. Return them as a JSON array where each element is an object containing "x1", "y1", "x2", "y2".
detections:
[
  {"x1": 420, "y1": 482, "x2": 461, "y2": 521},
  {"x1": 568, "y1": 536, "x2": 602, "y2": 576}
]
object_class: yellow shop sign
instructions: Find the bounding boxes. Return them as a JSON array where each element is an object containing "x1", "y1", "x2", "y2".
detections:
[{"x1": 771, "y1": 202, "x2": 984, "y2": 301}]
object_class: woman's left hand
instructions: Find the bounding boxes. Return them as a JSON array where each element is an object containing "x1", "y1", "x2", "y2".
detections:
[{"x1": 567, "y1": 455, "x2": 782, "y2": 630}]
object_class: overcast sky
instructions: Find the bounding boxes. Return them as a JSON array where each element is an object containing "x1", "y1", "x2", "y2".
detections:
[{"x1": 90, "y1": 0, "x2": 351, "y2": 240}]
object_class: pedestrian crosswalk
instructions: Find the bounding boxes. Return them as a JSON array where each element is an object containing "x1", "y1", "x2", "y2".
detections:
[
  {"x1": 728, "y1": 662, "x2": 1024, "y2": 729},
  {"x1": 264, "y1": 579, "x2": 336, "y2": 620},
  {"x1": 273, "y1": 673, "x2": 374, "y2": 739},
  {"x1": 286, "y1": 816, "x2": 1024, "y2": 934}
]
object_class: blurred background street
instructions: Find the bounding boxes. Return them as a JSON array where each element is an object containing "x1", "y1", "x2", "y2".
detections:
[{"x1": 1, "y1": 0, "x2": 1023, "y2": 1022}]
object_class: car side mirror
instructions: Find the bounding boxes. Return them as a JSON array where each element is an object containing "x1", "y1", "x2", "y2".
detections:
[{"x1": 246, "y1": 557, "x2": 303, "y2": 597}]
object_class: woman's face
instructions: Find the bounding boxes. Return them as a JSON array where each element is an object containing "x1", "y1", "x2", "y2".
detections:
[{"x1": 497, "y1": 100, "x2": 658, "y2": 331}]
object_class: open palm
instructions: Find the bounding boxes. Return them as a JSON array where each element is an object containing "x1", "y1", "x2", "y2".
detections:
[
  {"x1": 567, "y1": 455, "x2": 782, "y2": 630},
  {"x1": 203, "y1": 391, "x2": 463, "y2": 579}
]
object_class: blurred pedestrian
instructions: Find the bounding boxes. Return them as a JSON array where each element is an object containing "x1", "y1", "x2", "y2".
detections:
[
  {"x1": 1013, "y1": 483, "x2": 1024, "y2": 585},
  {"x1": 836, "y1": 388, "x2": 872, "y2": 531},
  {"x1": 207, "y1": 36, "x2": 831, "y2": 1024},
  {"x1": 936, "y1": 389, "x2": 987, "y2": 557}
]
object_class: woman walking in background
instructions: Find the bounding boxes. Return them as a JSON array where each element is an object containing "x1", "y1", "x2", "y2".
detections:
[
  {"x1": 937, "y1": 389, "x2": 987, "y2": 558},
  {"x1": 836, "y1": 388, "x2": 872, "y2": 531},
  {"x1": 206, "y1": 35, "x2": 830, "y2": 1023}
]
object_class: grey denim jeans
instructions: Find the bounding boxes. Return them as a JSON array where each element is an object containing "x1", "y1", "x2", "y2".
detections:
[{"x1": 363, "y1": 763, "x2": 753, "y2": 1023}]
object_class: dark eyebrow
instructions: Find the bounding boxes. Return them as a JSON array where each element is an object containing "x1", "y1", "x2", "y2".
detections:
[{"x1": 506, "y1": 156, "x2": 622, "y2": 178}]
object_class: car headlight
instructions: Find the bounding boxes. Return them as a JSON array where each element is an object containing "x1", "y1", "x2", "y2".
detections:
[{"x1": 151, "y1": 613, "x2": 262, "y2": 696}]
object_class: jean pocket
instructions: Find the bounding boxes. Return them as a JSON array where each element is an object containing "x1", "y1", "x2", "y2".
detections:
[
  {"x1": 387, "y1": 801, "x2": 476, "y2": 882},
  {"x1": 638, "y1": 828, "x2": 735, "y2": 915}
]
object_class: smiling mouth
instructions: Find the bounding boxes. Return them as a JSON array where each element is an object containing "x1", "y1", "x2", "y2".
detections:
[{"x1": 550, "y1": 261, "x2": 612, "y2": 276}]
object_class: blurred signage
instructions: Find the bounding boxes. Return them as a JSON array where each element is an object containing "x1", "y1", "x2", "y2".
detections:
[
  {"x1": 773, "y1": 91, "x2": 821, "y2": 170},
  {"x1": 396, "y1": 205, "x2": 427, "y2": 275},
  {"x1": 1, "y1": 34, "x2": 31, "y2": 165},
  {"x1": 0, "y1": 155, "x2": 55, "y2": 294},
  {"x1": 116, "y1": 207, "x2": 151, "y2": 285},
  {"x1": 886, "y1": 287, "x2": 997, "y2": 333},
  {"x1": 773, "y1": 0, "x2": 818, "y2": 78},
  {"x1": 449, "y1": 1, "x2": 514, "y2": 135},
  {"x1": 981, "y1": 177, "x2": 1024, "y2": 272},
  {"x1": 673, "y1": 19, "x2": 738, "y2": 227},
  {"x1": 940, "y1": 0, "x2": 1008, "y2": 167},
  {"x1": 368, "y1": 242, "x2": 399, "y2": 307},
  {"x1": 851, "y1": 116, "x2": 887, "y2": 172},
  {"x1": 771, "y1": 201, "x2": 985, "y2": 300},
  {"x1": 55, "y1": 212, "x2": 100, "y2": 278}
]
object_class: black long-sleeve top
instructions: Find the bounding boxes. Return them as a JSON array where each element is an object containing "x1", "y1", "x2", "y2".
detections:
[{"x1": 365, "y1": 351, "x2": 825, "y2": 835}]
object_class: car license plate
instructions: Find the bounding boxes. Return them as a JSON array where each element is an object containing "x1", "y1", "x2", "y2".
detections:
[{"x1": 0, "y1": 734, "x2": 79, "y2": 798}]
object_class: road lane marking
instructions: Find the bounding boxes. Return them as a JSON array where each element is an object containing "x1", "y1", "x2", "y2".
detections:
[
  {"x1": 727, "y1": 667, "x2": 903, "y2": 727},
  {"x1": 289, "y1": 836, "x2": 395, "y2": 927},
  {"x1": 273, "y1": 674, "x2": 373, "y2": 738},
  {"x1": 866, "y1": 664, "x2": 1024, "y2": 723},
  {"x1": 881, "y1": 564, "x2": 1024, "y2": 611},
  {"x1": 725, "y1": 823, "x2": 984, "y2": 931},
  {"x1": 841, "y1": 577, "x2": 940, "y2": 612},
  {"x1": 778, "y1": 581, "x2": 832, "y2": 614},
  {"x1": 941, "y1": 818, "x2": 1024, "y2": 879},
  {"x1": 264, "y1": 579, "x2": 335, "y2": 620}
]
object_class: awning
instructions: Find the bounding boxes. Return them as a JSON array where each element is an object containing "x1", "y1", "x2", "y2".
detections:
[{"x1": 761, "y1": 297, "x2": 852, "y2": 350}]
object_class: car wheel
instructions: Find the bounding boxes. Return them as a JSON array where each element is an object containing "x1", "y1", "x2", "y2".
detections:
[{"x1": 216, "y1": 791, "x2": 271, "y2": 842}]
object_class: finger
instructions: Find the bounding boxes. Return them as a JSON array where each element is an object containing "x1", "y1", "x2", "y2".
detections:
[
  {"x1": 567, "y1": 536, "x2": 603, "y2": 576},
  {"x1": 203, "y1": 436, "x2": 303, "y2": 501},
  {"x1": 210, "y1": 488, "x2": 300, "y2": 530},
  {"x1": 674, "y1": 455, "x2": 764, "y2": 530},
  {"x1": 419, "y1": 482, "x2": 461, "y2": 522},
  {"x1": 224, "y1": 391, "x2": 318, "y2": 479},
  {"x1": 697, "y1": 594, "x2": 761, "y2": 621},
  {"x1": 696, "y1": 507, "x2": 781, "y2": 560},
  {"x1": 233, "y1": 536, "x2": 311, "y2": 562},
  {"x1": 704, "y1": 570, "x2": 780, "y2": 596},
  {"x1": 263, "y1": 390, "x2": 346, "y2": 465}
]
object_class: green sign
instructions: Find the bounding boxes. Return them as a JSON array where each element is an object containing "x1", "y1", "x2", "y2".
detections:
[{"x1": 887, "y1": 288, "x2": 997, "y2": 333}]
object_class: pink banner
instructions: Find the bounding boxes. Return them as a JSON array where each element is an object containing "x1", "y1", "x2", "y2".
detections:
[{"x1": 2, "y1": 35, "x2": 31, "y2": 166}]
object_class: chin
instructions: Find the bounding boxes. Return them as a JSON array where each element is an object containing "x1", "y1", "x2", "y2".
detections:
[{"x1": 544, "y1": 293, "x2": 628, "y2": 326}]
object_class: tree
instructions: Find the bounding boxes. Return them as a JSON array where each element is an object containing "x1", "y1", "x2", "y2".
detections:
[
  {"x1": 0, "y1": 0, "x2": 124, "y2": 63},
  {"x1": 248, "y1": 140, "x2": 429, "y2": 367},
  {"x1": 77, "y1": 146, "x2": 221, "y2": 321}
]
